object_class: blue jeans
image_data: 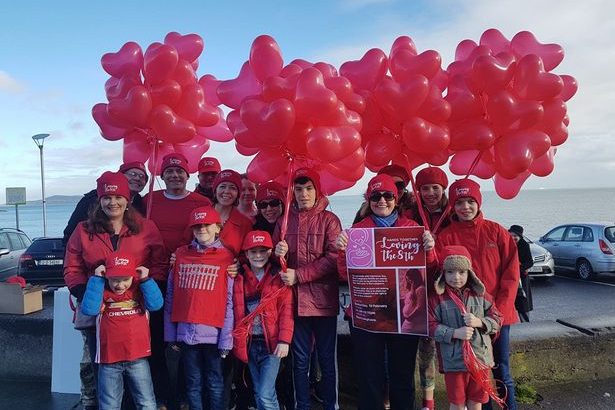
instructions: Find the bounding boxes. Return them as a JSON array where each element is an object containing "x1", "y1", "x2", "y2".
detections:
[
  {"x1": 292, "y1": 316, "x2": 338, "y2": 410},
  {"x1": 483, "y1": 325, "x2": 517, "y2": 410},
  {"x1": 182, "y1": 343, "x2": 224, "y2": 410},
  {"x1": 350, "y1": 324, "x2": 419, "y2": 410},
  {"x1": 248, "y1": 338, "x2": 282, "y2": 410},
  {"x1": 98, "y1": 358, "x2": 156, "y2": 410}
]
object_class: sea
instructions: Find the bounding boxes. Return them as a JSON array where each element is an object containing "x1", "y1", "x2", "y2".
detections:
[{"x1": 1, "y1": 188, "x2": 614, "y2": 241}]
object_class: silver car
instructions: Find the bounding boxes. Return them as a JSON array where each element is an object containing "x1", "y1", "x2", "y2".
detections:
[
  {"x1": 526, "y1": 238, "x2": 555, "y2": 279},
  {"x1": 0, "y1": 228, "x2": 32, "y2": 281},
  {"x1": 538, "y1": 223, "x2": 615, "y2": 280}
]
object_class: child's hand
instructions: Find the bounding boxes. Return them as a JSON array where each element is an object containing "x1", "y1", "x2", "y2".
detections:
[
  {"x1": 94, "y1": 265, "x2": 106, "y2": 277},
  {"x1": 453, "y1": 326, "x2": 474, "y2": 340},
  {"x1": 336, "y1": 231, "x2": 349, "y2": 251},
  {"x1": 422, "y1": 231, "x2": 435, "y2": 251},
  {"x1": 275, "y1": 240, "x2": 288, "y2": 258},
  {"x1": 169, "y1": 252, "x2": 176, "y2": 266},
  {"x1": 280, "y1": 268, "x2": 297, "y2": 286},
  {"x1": 227, "y1": 259, "x2": 239, "y2": 278},
  {"x1": 273, "y1": 343, "x2": 289, "y2": 358},
  {"x1": 219, "y1": 349, "x2": 230, "y2": 358},
  {"x1": 136, "y1": 266, "x2": 149, "y2": 280},
  {"x1": 463, "y1": 313, "x2": 482, "y2": 328}
]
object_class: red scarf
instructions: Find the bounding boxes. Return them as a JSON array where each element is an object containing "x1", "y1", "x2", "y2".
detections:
[{"x1": 171, "y1": 245, "x2": 233, "y2": 327}]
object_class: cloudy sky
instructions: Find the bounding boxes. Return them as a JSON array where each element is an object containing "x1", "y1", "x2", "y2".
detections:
[{"x1": 0, "y1": 0, "x2": 613, "y2": 203}]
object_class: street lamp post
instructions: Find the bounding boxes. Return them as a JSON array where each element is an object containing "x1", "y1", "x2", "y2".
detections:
[{"x1": 32, "y1": 133, "x2": 50, "y2": 237}]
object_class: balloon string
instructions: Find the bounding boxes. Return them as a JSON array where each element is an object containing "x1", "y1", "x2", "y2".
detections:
[
  {"x1": 146, "y1": 136, "x2": 159, "y2": 220},
  {"x1": 278, "y1": 158, "x2": 295, "y2": 272},
  {"x1": 445, "y1": 287, "x2": 506, "y2": 407},
  {"x1": 231, "y1": 286, "x2": 289, "y2": 342}
]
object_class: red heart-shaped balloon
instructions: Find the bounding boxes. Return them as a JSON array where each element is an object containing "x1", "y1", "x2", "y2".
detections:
[
  {"x1": 529, "y1": 147, "x2": 556, "y2": 177},
  {"x1": 148, "y1": 105, "x2": 196, "y2": 144},
  {"x1": 101, "y1": 42, "x2": 143, "y2": 78},
  {"x1": 92, "y1": 103, "x2": 127, "y2": 141},
  {"x1": 173, "y1": 135, "x2": 210, "y2": 174},
  {"x1": 487, "y1": 90, "x2": 544, "y2": 132},
  {"x1": 240, "y1": 98, "x2": 296, "y2": 147},
  {"x1": 402, "y1": 118, "x2": 450, "y2": 154},
  {"x1": 294, "y1": 68, "x2": 339, "y2": 123},
  {"x1": 374, "y1": 75, "x2": 429, "y2": 121},
  {"x1": 390, "y1": 49, "x2": 441, "y2": 83},
  {"x1": 164, "y1": 32, "x2": 204, "y2": 63},
  {"x1": 449, "y1": 120, "x2": 496, "y2": 151},
  {"x1": 511, "y1": 31, "x2": 564, "y2": 71},
  {"x1": 122, "y1": 129, "x2": 151, "y2": 163},
  {"x1": 105, "y1": 75, "x2": 143, "y2": 100},
  {"x1": 107, "y1": 85, "x2": 152, "y2": 127},
  {"x1": 324, "y1": 147, "x2": 366, "y2": 181},
  {"x1": 306, "y1": 126, "x2": 361, "y2": 163},
  {"x1": 494, "y1": 130, "x2": 551, "y2": 178},
  {"x1": 479, "y1": 28, "x2": 511, "y2": 55},
  {"x1": 173, "y1": 59, "x2": 197, "y2": 87},
  {"x1": 390, "y1": 36, "x2": 417, "y2": 58},
  {"x1": 197, "y1": 108, "x2": 233, "y2": 143},
  {"x1": 445, "y1": 75, "x2": 483, "y2": 122},
  {"x1": 513, "y1": 55, "x2": 563, "y2": 100},
  {"x1": 449, "y1": 149, "x2": 496, "y2": 179},
  {"x1": 149, "y1": 79, "x2": 182, "y2": 108},
  {"x1": 175, "y1": 84, "x2": 219, "y2": 127},
  {"x1": 246, "y1": 149, "x2": 291, "y2": 182},
  {"x1": 364, "y1": 130, "x2": 401, "y2": 168},
  {"x1": 339, "y1": 48, "x2": 388, "y2": 91},
  {"x1": 417, "y1": 85, "x2": 451, "y2": 124},
  {"x1": 198, "y1": 74, "x2": 221, "y2": 106},
  {"x1": 249, "y1": 35, "x2": 284, "y2": 82},
  {"x1": 558, "y1": 75, "x2": 578, "y2": 102},
  {"x1": 144, "y1": 43, "x2": 179, "y2": 85},
  {"x1": 262, "y1": 74, "x2": 298, "y2": 102},
  {"x1": 217, "y1": 61, "x2": 262, "y2": 109},
  {"x1": 313, "y1": 62, "x2": 338, "y2": 79},
  {"x1": 468, "y1": 54, "x2": 516, "y2": 94}
]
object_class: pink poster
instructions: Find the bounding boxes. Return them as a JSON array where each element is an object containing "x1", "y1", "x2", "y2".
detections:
[{"x1": 346, "y1": 226, "x2": 428, "y2": 335}]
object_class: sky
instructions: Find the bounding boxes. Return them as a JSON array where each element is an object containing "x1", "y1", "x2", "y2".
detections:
[{"x1": 0, "y1": 0, "x2": 613, "y2": 203}]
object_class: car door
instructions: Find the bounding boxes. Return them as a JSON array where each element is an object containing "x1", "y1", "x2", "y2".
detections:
[
  {"x1": 5, "y1": 232, "x2": 28, "y2": 277},
  {"x1": 539, "y1": 226, "x2": 567, "y2": 268},
  {"x1": 559, "y1": 226, "x2": 588, "y2": 268},
  {"x1": 0, "y1": 233, "x2": 13, "y2": 280}
]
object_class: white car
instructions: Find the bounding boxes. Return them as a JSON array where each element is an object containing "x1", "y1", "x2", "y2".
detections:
[{"x1": 526, "y1": 237, "x2": 555, "y2": 280}]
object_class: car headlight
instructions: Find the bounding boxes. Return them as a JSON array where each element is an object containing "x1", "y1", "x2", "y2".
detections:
[{"x1": 545, "y1": 251, "x2": 553, "y2": 261}]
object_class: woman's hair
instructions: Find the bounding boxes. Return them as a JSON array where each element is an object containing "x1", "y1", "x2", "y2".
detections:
[{"x1": 84, "y1": 202, "x2": 141, "y2": 235}]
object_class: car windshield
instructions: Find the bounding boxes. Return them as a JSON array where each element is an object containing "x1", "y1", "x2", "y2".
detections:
[
  {"x1": 27, "y1": 239, "x2": 64, "y2": 252},
  {"x1": 604, "y1": 226, "x2": 615, "y2": 243}
]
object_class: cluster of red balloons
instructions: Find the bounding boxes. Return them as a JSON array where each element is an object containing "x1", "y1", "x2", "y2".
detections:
[
  {"x1": 93, "y1": 32, "x2": 233, "y2": 173},
  {"x1": 445, "y1": 29, "x2": 577, "y2": 198},
  {"x1": 214, "y1": 35, "x2": 367, "y2": 195}
]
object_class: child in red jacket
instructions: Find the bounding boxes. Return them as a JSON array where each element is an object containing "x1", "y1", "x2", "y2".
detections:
[
  {"x1": 81, "y1": 251, "x2": 163, "y2": 410},
  {"x1": 233, "y1": 230, "x2": 294, "y2": 410}
]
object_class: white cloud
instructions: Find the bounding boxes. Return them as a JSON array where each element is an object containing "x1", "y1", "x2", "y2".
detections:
[{"x1": 0, "y1": 71, "x2": 25, "y2": 93}]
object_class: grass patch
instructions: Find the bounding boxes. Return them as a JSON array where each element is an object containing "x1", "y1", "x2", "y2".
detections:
[{"x1": 516, "y1": 382, "x2": 539, "y2": 404}]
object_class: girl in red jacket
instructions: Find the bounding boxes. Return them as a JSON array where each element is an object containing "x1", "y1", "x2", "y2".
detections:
[
  {"x1": 233, "y1": 230, "x2": 293, "y2": 410},
  {"x1": 437, "y1": 178, "x2": 520, "y2": 410}
]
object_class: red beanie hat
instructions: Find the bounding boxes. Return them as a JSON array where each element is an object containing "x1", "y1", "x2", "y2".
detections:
[
  {"x1": 378, "y1": 164, "x2": 410, "y2": 187},
  {"x1": 105, "y1": 251, "x2": 137, "y2": 278},
  {"x1": 416, "y1": 167, "x2": 448, "y2": 189},
  {"x1": 161, "y1": 153, "x2": 189, "y2": 175},
  {"x1": 96, "y1": 171, "x2": 130, "y2": 200},
  {"x1": 449, "y1": 178, "x2": 482, "y2": 208},
  {"x1": 293, "y1": 168, "x2": 321, "y2": 197},
  {"x1": 256, "y1": 181, "x2": 285, "y2": 203},
  {"x1": 212, "y1": 169, "x2": 242, "y2": 194},
  {"x1": 188, "y1": 206, "x2": 221, "y2": 227},
  {"x1": 242, "y1": 230, "x2": 274, "y2": 251},
  {"x1": 198, "y1": 157, "x2": 221, "y2": 174},
  {"x1": 118, "y1": 161, "x2": 147, "y2": 175},
  {"x1": 365, "y1": 174, "x2": 398, "y2": 201}
]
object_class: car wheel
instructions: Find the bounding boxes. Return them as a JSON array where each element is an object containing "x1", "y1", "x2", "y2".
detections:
[{"x1": 576, "y1": 259, "x2": 594, "y2": 280}]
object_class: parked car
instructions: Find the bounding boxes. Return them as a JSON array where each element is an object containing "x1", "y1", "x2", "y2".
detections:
[
  {"x1": 526, "y1": 237, "x2": 555, "y2": 280},
  {"x1": 538, "y1": 223, "x2": 615, "y2": 280},
  {"x1": 0, "y1": 228, "x2": 32, "y2": 281},
  {"x1": 18, "y1": 237, "x2": 66, "y2": 286}
]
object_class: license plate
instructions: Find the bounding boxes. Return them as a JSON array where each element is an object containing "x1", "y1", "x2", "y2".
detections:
[
  {"x1": 528, "y1": 266, "x2": 542, "y2": 272},
  {"x1": 37, "y1": 259, "x2": 63, "y2": 266}
]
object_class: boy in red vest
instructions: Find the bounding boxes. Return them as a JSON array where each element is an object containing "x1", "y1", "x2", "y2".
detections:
[
  {"x1": 81, "y1": 251, "x2": 163, "y2": 409},
  {"x1": 164, "y1": 206, "x2": 235, "y2": 410},
  {"x1": 233, "y1": 230, "x2": 294, "y2": 410}
]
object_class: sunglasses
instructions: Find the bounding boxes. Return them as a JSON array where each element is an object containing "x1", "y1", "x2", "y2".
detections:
[
  {"x1": 369, "y1": 191, "x2": 396, "y2": 202},
  {"x1": 257, "y1": 199, "x2": 282, "y2": 209}
]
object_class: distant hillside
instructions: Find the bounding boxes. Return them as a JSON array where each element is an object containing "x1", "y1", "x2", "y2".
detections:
[{"x1": 26, "y1": 195, "x2": 82, "y2": 205}]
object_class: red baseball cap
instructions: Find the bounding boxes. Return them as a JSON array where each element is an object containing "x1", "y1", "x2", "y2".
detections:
[
  {"x1": 105, "y1": 251, "x2": 137, "y2": 278},
  {"x1": 198, "y1": 157, "x2": 221, "y2": 174},
  {"x1": 96, "y1": 171, "x2": 131, "y2": 200},
  {"x1": 416, "y1": 167, "x2": 448, "y2": 189},
  {"x1": 365, "y1": 174, "x2": 398, "y2": 201},
  {"x1": 188, "y1": 206, "x2": 221, "y2": 227},
  {"x1": 161, "y1": 153, "x2": 189, "y2": 175},
  {"x1": 256, "y1": 181, "x2": 285, "y2": 203},
  {"x1": 449, "y1": 178, "x2": 482, "y2": 208},
  {"x1": 242, "y1": 230, "x2": 274, "y2": 251}
]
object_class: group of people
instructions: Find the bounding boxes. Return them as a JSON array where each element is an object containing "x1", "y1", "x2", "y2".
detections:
[{"x1": 62, "y1": 153, "x2": 531, "y2": 410}]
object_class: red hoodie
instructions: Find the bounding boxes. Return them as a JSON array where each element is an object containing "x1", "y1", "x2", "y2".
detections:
[{"x1": 436, "y1": 213, "x2": 520, "y2": 325}]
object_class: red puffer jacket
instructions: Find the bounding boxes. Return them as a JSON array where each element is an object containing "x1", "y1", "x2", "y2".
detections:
[
  {"x1": 232, "y1": 263, "x2": 294, "y2": 363},
  {"x1": 220, "y1": 208, "x2": 253, "y2": 256},
  {"x1": 437, "y1": 213, "x2": 520, "y2": 325},
  {"x1": 273, "y1": 197, "x2": 342, "y2": 317},
  {"x1": 64, "y1": 217, "x2": 167, "y2": 299}
]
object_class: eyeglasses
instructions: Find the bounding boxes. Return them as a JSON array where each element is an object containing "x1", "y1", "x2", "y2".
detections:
[
  {"x1": 125, "y1": 171, "x2": 148, "y2": 181},
  {"x1": 369, "y1": 192, "x2": 395, "y2": 202},
  {"x1": 394, "y1": 181, "x2": 406, "y2": 191},
  {"x1": 257, "y1": 199, "x2": 282, "y2": 209}
]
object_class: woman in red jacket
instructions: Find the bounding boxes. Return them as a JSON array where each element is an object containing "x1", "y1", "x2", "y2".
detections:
[
  {"x1": 436, "y1": 178, "x2": 520, "y2": 410},
  {"x1": 336, "y1": 174, "x2": 436, "y2": 410},
  {"x1": 63, "y1": 171, "x2": 167, "y2": 384}
]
